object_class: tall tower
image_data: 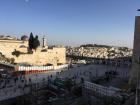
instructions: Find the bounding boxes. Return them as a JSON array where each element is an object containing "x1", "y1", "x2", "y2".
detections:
[
  {"x1": 42, "y1": 36, "x2": 46, "y2": 47},
  {"x1": 130, "y1": 16, "x2": 140, "y2": 105}
]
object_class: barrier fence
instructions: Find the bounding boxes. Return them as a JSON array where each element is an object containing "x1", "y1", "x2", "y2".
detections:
[
  {"x1": 83, "y1": 81, "x2": 121, "y2": 97},
  {"x1": 17, "y1": 64, "x2": 68, "y2": 71}
]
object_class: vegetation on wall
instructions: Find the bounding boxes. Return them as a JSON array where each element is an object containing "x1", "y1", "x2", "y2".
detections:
[
  {"x1": 12, "y1": 49, "x2": 21, "y2": 57},
  {"x1": 0, "y1": 52, "x2": 15, "y2": 64},
  {"x1": 10, "y1": 58, "x2": 15, "y2": 64},
  {"x1": 41, "y1": 49, "x2": 47, "y2": 52}
]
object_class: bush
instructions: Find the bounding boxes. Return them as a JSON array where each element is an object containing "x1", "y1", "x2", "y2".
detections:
[
  {"x1": 10, "y1": 58, "x2": 15, "y2": 64},
  {"x1": 41, "y1": 49, "x2": 47, "y2": 52},
  {"x1": 12, "y1": 50, "x2": 21, "y2": 57}
]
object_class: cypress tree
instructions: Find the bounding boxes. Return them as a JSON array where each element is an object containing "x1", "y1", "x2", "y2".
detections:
[{"x1": 29, "y1": 32, "x2": 34, "y2": 50}]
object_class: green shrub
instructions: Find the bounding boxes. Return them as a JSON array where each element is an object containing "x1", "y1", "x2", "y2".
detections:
[{"x1": 12, "y1": 50, "x2": 21, "y2": 57}]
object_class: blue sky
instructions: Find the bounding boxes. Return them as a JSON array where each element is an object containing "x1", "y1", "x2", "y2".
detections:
[{"x1": 0, "y1": 0, "x2": 139, "y2": 48}]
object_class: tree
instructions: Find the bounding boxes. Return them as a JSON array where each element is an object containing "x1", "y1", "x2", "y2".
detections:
[
  {"x1": 29, "y1": 32, "x2": 34, "y2": 50},
  {"x1": 33, "y1": 35, "x2": 40, "y2": 51},
  {"x1": 28, "y1": 33, "x2": 40, "y2": 51}
]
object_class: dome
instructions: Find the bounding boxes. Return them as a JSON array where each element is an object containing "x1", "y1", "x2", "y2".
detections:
[{"x1": 21, "y1": 35, "x2": 29, "y2": 41}]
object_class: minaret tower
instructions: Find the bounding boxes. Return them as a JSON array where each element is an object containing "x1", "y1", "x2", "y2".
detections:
[{"x1": 42, "y1": 36, "x2": 46, "y2": 48}]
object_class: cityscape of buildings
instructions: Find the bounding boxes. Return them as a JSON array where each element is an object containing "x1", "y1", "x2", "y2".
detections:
[
  {"x1": 0, "y1": 31, "x2": 135, "y2": 105},
  {"x1": 0, "y1": 0, "x2": 140, "y2": 105},
  {"x1": 67, "y1": 45, "x2": 132, "y2": 59}
]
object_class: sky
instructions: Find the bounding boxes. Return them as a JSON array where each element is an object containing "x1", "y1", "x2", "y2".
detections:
[{"x1": 0, "y1": 0, "x2": 139, "y2": 48}]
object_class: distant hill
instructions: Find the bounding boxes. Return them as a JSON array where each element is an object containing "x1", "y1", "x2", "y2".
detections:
[
  {"x1": 80, "y1": 44, "x2": 112, "y2": 48},
  {"x1": 80, "y1": 44, "x2": 130, "y2": 49}
]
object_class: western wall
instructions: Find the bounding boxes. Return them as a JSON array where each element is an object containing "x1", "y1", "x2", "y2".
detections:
[{"x1": 0, "y1": 39, "x2": 66, "y2": 66}]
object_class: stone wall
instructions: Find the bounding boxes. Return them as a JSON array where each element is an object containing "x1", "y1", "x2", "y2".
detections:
[
  {"x1": 0, "y1": 40, "x2": 28, "y2": 57},
  {"x1": 0, "y1": 39, "x2": 66, "y2": 66}
]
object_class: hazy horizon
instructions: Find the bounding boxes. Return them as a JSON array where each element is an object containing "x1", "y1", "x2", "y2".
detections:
[{"x1": 0, "y1": 0, "x2": 139, "y2": 48}]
